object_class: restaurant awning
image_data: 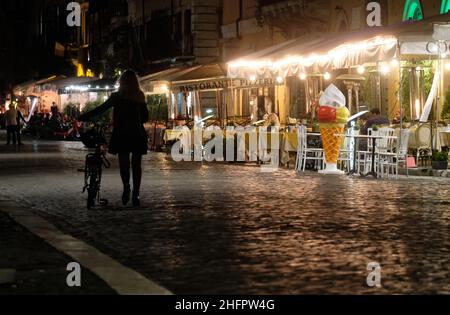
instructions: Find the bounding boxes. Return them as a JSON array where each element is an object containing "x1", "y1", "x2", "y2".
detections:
[
  {"x1": 54, "y1": 77, "x2": 97, "y2": 91},
  {"x1": 228, "y1": 14, "x2": 450, "y2": 79},
  {"x1": 35, "y1": 75, "x2": 67, "y2": 86},
  {"x1": 171, "y1": 64, "x2": 228, "y2": 93},
  {"x1": 59, "y1": 78, "x2": 117, "y2": 94},
  {"x1": 400, "y1": 24, "x2": 450, "y2": 55},
  {"x1": 140, "y1": 67, "x2": 195, "y2": 94},
  {"x1": 13, "y1": 80, "x2": 37, "y2": 97},
  {"x1": 172, "y1": 63, "x2": 227, "y2": 82},
  {"x1": 140, "y1": 64, "x2": 228, "y2": 94},
  {"x1": 21, "y1": 75, "x2": 68, "y2": 97}
]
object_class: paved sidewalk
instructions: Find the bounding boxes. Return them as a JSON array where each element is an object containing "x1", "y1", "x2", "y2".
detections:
[
  {"x1": 1, "y1": 131, "x2": 449, "y2": 294},
  {"x1": 0, "y1": 207, "x2": 115, "y2": 295},
  {"x1": 0, "y1": 198, "x2": 171, "y2": 295}
]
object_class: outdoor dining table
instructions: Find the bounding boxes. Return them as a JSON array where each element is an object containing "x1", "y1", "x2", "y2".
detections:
[{"x1": 340, "y1": 134, "x2": 398, "y2": 178}]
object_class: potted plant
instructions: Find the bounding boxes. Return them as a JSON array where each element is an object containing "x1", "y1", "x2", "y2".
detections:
[{"x1": 432, "y1": 151, "x2": 449, "y2": 170}]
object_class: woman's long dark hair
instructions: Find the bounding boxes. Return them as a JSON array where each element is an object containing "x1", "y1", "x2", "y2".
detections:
[{"x1": 118, "y1": 70, "x2": 144, "y2": 102}]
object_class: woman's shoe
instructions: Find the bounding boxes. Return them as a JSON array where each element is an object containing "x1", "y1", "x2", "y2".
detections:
[
  {"x1": 122, "y1": 185, "x2": 131, "y2": 206},
  {"x1": 132, "y1": 192, "x2": 140, "y2": 207}
]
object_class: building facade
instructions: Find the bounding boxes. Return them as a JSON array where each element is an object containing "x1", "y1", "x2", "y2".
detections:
[
  {"x1": 221, "y1": 0, "x2": 450, "y2": 122},
  {"x1": 127, "y1": 0, "x2": 222, "y2": 69},
  {"x1": 222, "y1": 0, "x2": 448, "y2": 62}
]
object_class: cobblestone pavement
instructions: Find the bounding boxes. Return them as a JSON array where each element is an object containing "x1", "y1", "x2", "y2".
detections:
[
  {"x1": 0, "y1": 132, "x2": 449, "y2": 294},
  {"x1": 0, "y1": 212, "x2": 115, "y2": 295}
]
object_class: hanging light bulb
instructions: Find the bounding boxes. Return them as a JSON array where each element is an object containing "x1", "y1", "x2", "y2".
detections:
[
  {"x1": 380, "y1": 64, "x2": 390, "y2": 74},
  {"x1": 276, "y1": 76, "x2": 284, "y2": 84},
  {"x1": 299, "y1": 73, "x2": 307, "y2": 80},
  {"x1": 357, "y1": 66, "x2": 365, "y2": 74},
  {"x1": 250, "y1": 75, "x2": 256, "y2": 82},
  {"x1": 323, "y1": 72, "x2": 331, "y2": 81},
  {"x1": 390, "y1": 59, "x2": 399, "y2": 67}
]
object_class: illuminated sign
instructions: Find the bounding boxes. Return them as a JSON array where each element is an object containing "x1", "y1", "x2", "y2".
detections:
[
  {"x1": 176, "y1": 80, "x2": 230, "y2": 93},
  {"x1": 175, "y1": 78, "x2": 282, "y2": 93}
]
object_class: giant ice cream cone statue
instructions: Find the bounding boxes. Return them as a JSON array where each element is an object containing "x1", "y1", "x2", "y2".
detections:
[{"x1": 317, "y1": 84, "x2": 350, "y2": 175}]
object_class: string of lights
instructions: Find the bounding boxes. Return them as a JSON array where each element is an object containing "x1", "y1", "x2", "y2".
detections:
[{"x1": 228, "y1": 36, "x2": 399, "y2": 80}]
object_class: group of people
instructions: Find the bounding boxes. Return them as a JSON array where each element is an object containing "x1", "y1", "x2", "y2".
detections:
[
  {"x1": 2, "y1": 71, "x2": 148, "y2": 208},
  {"x1": 3, "y1": 100, "x2": 83, "y2": 145},
  {"x1": 25, "y1": 103, "x2": 80, "y2": 139}
]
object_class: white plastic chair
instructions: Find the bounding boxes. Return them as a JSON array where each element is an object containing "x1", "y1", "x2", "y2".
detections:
[
  {"x1": 378, "y1": 128, "x2": 396, "y2": 151},
  {"x1": 338, "y1": 128, "x2": 358, "y2": 172},
  {"x1": 358, "y1": 128, "x2": 378, "y2": 175},
  {"x1": 295, "y1": 125, "x2": 324, "y2": 173},
  {"x1": 379, "y1": 129, "x2": 411, "y2": 179},
  {"x1": 358, "y1": 127, "x2": 395, "y2": 176}
]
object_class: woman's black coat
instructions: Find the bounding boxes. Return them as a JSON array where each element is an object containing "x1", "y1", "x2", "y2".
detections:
[{"x1": 80, "y1": 91, "x2": 149, "y2": 155}]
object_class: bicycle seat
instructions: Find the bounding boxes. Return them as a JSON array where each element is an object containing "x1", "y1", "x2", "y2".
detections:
[{"x1": 81, "y1": 128, "x2": 107, "y2": 149}]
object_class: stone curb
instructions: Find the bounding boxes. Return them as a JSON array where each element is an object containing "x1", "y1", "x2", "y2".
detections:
[{"x1": 0, "y1": 200, "x2": 172, "y2": 296}]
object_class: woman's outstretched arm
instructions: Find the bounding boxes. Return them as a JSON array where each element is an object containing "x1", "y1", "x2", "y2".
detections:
[{"x1": 79, "y1": 94, "x2": 116, "y2": 122}]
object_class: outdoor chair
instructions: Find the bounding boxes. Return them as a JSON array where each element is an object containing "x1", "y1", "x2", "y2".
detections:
[
  {"x1": 338, "y1": 128, "x2": 359, "y2": 172},
  {"x1": 357, "y1": 128, "x2": 378, "y2": 175},
  {"x1": 379, "y1": 129, "x2": 411, "y2": 179},
  {"x1": 295, "y1": 125, "x2": 324, "y2": 173},
  {"x1": 358, "y1": 128, "x2": 395, "y2": 176},
  {"x1": 415, "y1": 123, "x2": 433, "y2": 166}
]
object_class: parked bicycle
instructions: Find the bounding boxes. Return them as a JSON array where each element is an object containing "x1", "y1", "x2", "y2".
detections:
[{"x1": 79, "y1": 123, "x2": 111, "y2": 209}]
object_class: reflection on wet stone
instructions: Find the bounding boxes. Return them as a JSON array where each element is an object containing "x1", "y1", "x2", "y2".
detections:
[{"x1": 0, "y1": 139, "x2": 449, "y2": 294}]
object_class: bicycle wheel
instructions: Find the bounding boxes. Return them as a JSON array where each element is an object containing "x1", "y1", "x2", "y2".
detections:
[{"x1": 87, "y1": 172, "x2": 98, "y2": 210}]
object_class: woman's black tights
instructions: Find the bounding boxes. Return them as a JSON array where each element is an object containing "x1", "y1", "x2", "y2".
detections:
[{"x1": 118, "y1": 153, "x2": 143, "y2": 194}]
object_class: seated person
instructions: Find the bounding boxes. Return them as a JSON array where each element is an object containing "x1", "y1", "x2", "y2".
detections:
[
  {"x1": 263, "y1": 112, "x2": 281, "y2": 128},
  {"x1": 361, "y1": 108, "x2": 390, "y2": 135}
]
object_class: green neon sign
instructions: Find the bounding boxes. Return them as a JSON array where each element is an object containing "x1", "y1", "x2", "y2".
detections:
[
  {"x1": 403, "y1": 0, "x2": 424, "y2": 21},
  {"x1": 441, "y1": 0, "x2": 450, "y2": 14}
]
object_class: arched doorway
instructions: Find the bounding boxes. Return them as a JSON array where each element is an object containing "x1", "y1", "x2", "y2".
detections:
[
  {"x1": 441, "y1": 0, "x2": 450, "y2": 14},
  {"x1": 403, "y1": 0, "x2": 424, "y2": 21}
]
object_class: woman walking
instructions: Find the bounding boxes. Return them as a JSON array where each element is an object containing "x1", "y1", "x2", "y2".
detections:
[{"x1": 80, "y1": 70, "x2": 149, "y2": 207}]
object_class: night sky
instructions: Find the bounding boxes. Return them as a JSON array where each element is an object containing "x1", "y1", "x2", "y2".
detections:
[{"x1": 0, "y1": 0, "x2": 130, "y2": 98}]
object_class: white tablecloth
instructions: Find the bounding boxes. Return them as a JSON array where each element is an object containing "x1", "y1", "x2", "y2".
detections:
[{"x1": 396, "y1": 126, "x2": 450, "y2": 150}]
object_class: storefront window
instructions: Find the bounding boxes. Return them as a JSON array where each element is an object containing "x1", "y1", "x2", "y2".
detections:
[
  {"x1": 242, "y1": 87, "x2": 274, "y2": 117},
  {"x1": 441, "y1": 0, "x2": 450, "y2": 14},
  {"x1": 403, "y1": 0, "x2": 424, "y2": 21},
  {"x1": 287, "y1": 77, "x2": 307, "y2": 119},
  {"x1": 242, "y1": 89, "x2": 257, "y2": 117},
  {"x1": 199, "y1": 91, "x2": 216, "y2": 118}
]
